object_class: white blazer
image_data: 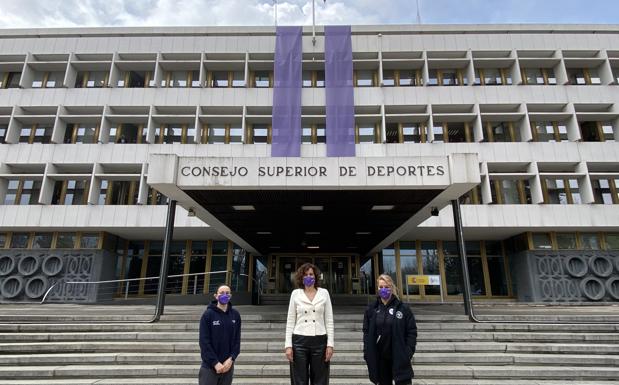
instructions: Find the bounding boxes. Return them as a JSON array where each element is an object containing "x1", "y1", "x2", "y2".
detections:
[{"x1": 285, "y1": 287, "x2": 334, "y2": 348}]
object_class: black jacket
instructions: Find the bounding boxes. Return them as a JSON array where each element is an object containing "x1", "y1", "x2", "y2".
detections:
[
  {"x1": 199, "y1": 300, "x2": 241, "y2": 369},
  {"x1": 363, "y1": 296, "x2": 417, "y2": 383}
]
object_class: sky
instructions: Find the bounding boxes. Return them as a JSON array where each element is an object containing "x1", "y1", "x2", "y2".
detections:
[{"x1": 0, "y1": 0, "x2": 617, "y2": 29}]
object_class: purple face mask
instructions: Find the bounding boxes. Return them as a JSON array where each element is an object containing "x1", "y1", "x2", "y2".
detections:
[
  {"x1": 303, "y1": 276, "x2": 315, "y2": 287},
  {"x1": 218, "y1": 293, "x2": 231, "y2": 305},
  {"x1": 378, "y1": 287, "x2": 392, "y2": 300}
]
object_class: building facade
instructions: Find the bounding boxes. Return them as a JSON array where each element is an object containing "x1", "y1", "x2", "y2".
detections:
[{"x1": 0, "y1": 25, "x2": 618, "y2": 304}]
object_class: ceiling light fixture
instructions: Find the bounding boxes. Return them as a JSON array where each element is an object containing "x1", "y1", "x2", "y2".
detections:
[
  {"x1": 355, "y1": 231, "x2": 371, "y2": 235},
  {"x1": 256, "y1": 231, "x2": 272, "y2": 235},
  {"x1": 301, "y1": 205, "x2": 323, "y2": 211},
  {"x1": 371, "y1": 205, "x2": 394, "y2": 210},
  {"x1": 232, "y1": 205, "x2": 255, "y2": 211}
]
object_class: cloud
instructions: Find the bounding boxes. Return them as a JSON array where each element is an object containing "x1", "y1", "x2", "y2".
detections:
[{"x1": 0, "y1": 0, "x2": 616, "y2": 29}]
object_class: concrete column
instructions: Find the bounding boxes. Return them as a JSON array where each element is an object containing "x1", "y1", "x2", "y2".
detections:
[
  {"x1": 153, "y1": 52, "x2": 163, "y2": 88},
  {"x1": 576, "y1": 162, "x2": 594, "y2": 204},
  {"x1": 87, "y1": 163, "x2": 102, "y2": 205},
  {"x1": 519, "y1": 103, "x2": 533, "y2": 142},
  {"x1": 528, "y1": 162, "x2": 544, "y2": 204},
  {"x1": 193, "y1": 105, "x2": 201, "y2": 144},
  {"x1": 480, "y1": 162, "x2": 492, "y2": 204},
  {"x1": 380, "y1": 104, "x2": 386, "y2": 143},
  {"x1": 5, "y1": 106, "x2": 21, "y2": 144},
  {"x1": 39, "y1": 163, "x2": 57, "y2": 205},
  {"x1": 146, "y1": 105, "x2": 156, "y2": 144},
  {"x1": 554, "y1": 50, "x2": 568, "y2": 85},
  {"x1": 466, "y1": 50, "x2": 475, "y2": 87},
  {"x1": 199, "y1": 52, "x2": 206, "y2": 87},
  {"x1": 108, "y1": 52, "x2": 120, "y2": 88},
  {"x1": 98, "y1": 105, "x2": 111, "y2": 144},
  {"x1": 472, "y1": 104, "x2": 483, "y2": 142},
  {"x1": 426, "y1": 104, "x2": 434, "y2": 142},
  {"x1": 598, "y1": 50, "x2": 614, "y2": 85},
  {"x1": 18, "y1": 53, "x2": 33, "y2": 89},
  {"x1": 565, "y1": 103, "x2": 581, "y2": 142},
  {"x1": 63, "y1": 52, "x2": 77, "y2": 88},
  {"x1": 421, "y1": 51, "x2": 429, "y2": 86},
  {"x1": 51, "y1": 105, "x2": 65, "y2": 144},
  {"x1": 511, "y1": 50, "x2": 522, "y2": 85},
  {"x1": 137, "y1": 163, "x2": 149, "y2": 205}
]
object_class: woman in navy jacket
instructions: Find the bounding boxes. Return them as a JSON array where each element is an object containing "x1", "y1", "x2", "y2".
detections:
[
  {"x1": 363, "y1": 274, "x2": 417, "y2": 385},
  {"x1": 199, "y1": 284, "x2": 241, "y2": 385}
]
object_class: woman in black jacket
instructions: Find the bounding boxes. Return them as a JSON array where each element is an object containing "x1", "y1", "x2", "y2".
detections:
[{"x1": 363, "y1": 274, "x2": 417, "y2": 385}]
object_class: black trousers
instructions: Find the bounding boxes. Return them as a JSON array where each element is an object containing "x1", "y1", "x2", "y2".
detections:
[
  {"x1": 290, "y1": 334, "x2": 329, "y2": 385},
  {"x1": 377, "y1": 357, "x2": 411, "y2": 385}
]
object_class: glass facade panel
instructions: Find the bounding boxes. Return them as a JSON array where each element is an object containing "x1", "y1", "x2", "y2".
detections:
[
  {"x1": 399, "y1": 241, "x2": 419, "y2": 295},
  {"x1": 381, "y1": 245, "x2": 396, "y2": 280},
  {"x1": 556, "y1": 233, "x2": 577, "y2": 249},
  {"x1": 532, "y1": 233, "x2": 553, "y2": 249},
  {"x1": 80, "y1": 233, "x2": 100, "y2": 248},
  {"x1": 421, "y1": 241, "x2": 440, "y2": 295},
  {"x1": 357, "y1": 125, "x2": 375, "y2": 143},
  {"x1": 607, "y1": 234, "x2": 619, "y2": 249},
  {"x1": 10, "y1": 232, "x2": 30, "y2": 248},
  {"x1": 442, "y1": 241, "x2": 462, "y2": 295},
  {"x1": 56, "y1": 233, "x2": 77, "y2": 248},
  {"x1": 581, "y1": 233, "x2": 600, "y2": 250},
  {"x1": 32, "y1": 233, "x2": 52, "y2": 248}
]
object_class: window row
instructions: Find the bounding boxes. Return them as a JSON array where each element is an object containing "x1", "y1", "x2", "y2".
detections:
[
  {"x1": 0, "y1": 231, "x2": 102, "y2": 249},
  {"x1": 527, "y1": 232, "x2": 619, "y2": 251},
  {"x1": 1, "y1": 120, "x2": 615, "y2": 145},
  {"x1": 3, "y1": 179, "x2": 167, "y2": 206},
  {"x1": 2, "y1": 66, "x2": 616, "y2": 89}
]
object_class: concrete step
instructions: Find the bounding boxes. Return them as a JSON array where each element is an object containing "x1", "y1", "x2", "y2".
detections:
[
  {"x1": 0, "y1": 364, "x2": 618, "y2": 380},
  {"x1": 2, "y1": 330, "x2": 617, "y2": 344},
  {"x1": 1, "y1": 352, "x2": 618, "y2": 367},
  {"x1": 2, "y1": 340, "x2": 618, "y2": 355},
  {"x1": 0, "y1": 380, "x2": 616, "y2": 385},
  {"x1": 1, "y1": 321, "x2": 617, "y2": 333}
]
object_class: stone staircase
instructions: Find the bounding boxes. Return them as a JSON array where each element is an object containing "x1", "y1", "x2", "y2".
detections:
[{"x1": 0, "y1": 304, "x2": 618, "y2": 384}]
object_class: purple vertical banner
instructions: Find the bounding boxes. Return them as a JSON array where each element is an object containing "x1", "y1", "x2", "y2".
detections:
[
  {"x1": 325, "y1": 25, "x2": 355, "y2": 157},
  {"x1": 271, "y1": 26, "x2": 302, "y2": 157}
]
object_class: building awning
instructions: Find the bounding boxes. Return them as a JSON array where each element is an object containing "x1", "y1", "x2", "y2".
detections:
[{"x1": 148, "y1": 153, "x2": 480, "y2": 255}]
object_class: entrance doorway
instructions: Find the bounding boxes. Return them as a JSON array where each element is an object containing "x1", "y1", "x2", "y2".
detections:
[{"x1": 275, "y1": 255, "x2": 353, "y2": 294}]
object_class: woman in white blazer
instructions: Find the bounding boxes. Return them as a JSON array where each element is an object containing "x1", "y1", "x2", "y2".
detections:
[{"x1": 285, "y1": 262, "x2": 334, "y2": 385}]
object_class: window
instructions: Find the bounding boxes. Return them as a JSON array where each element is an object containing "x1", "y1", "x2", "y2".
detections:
[
  {"x1": 64, "y1": 123, "x2": 99, "y2": 144},
  {"x1": 161, "y1": 70, "x2": 199, "y2": 88},
  {"x1": 382, "y1": 70, "x2": 395, "y2": 86},
  {"x1": 250, "y1": 124, "x2": 270, "y2": 144},
  {"x1": 385, "y1": 123, "x2": 425, "y2": 143},
  {"x1": 51, "y1": 179, "x2": 89, "y2": 205},
  {"x1": 211, "y1": 71, "x2": 229, "y2": 87},
  {"x1": 147, "y1": 187, "x2": 168, "y2": 205},
  {"x1": 459, "y1": 185, "x2": 482, "y2": 204},
  {"x1": 428, "y1": 69, "x2": 467, "y2": 86},
  {"x1": 19, "y1": 125, "x2": 52, "y2": 144},
  {"x1": 356, "y1": 124, "x2": 378, "y2": 143},
  {"x1": 592, "y1": 179, "x2": 617, "y2": 204},
  {"x1": 399, "y1": 241, "x2": 419, "y2": 295},
  {"x1": 485, "y1": 122, "x2": 520, "y2": 142},
  {"x1": 189, "y1": 241, "x2": 208, "y2": 294},
  {"x1": 0, "y1": 124, "x2": 6, "y2": 143},
  {"x1": 78, "y1": 233, "x2": 99, "y2": 249},
  {"x1": 117, "y1": 71, "x2": 150, "y2": 88},
  {"x1": 203, "y1": 124, "x2": 243, "y2": 144},
  {"x1": 209, "y1": 240, "x2": 229, "y2": 292},
  {"x1": 606, "y1": 233, "x2": 619, "y2": 249},
  {"x1": 110, "y1": 123, "x2": 143, "y2": 144},
  {"x1": 11, "y1": 180, "x2": 42, "y2": 205},
  {"x1": 474, "y1": 68, "x2": 512, "y2": 86},
  {"x1": 98, "y1": 180, "x2": 109, "y2": 205},
  {"x1": 580, "y1": 233, "x2": 600, "y2": 250},
  {"x1": 253, "y1": 71, "x2": 271, "y2": 88},
  {"x1": 556, "y1": 233, "x2": 577, "y2": 249},
  {"x1": 355, "y1": 70, "x2": 375, "y2": 87},
  {"x1": 522, "y1": 67, "x2": 556, "y2": 85},
  {"x1": 442, "y1": 241, "x2": 462, "y2": 295},
  {"x1": 485, "y1": 241, "x2": 508, "y2": 296},
  {"x1": 0, "y1": 72, "x2": 21, "y2": 88},
  {"x1": 420, "y1": 241, "x2": 440, "y2": 295},
  {"x1": 107, "y1": 181, "x2": 138, "y2": 205},
  {"x1": 531, "y1": 121, "x2": 568, "y2": 142},
  {"x1": 567, "y1": 67, "x2": 601, "y2": 85},
  {"x1": 579, "y1": 121, "x2": 612, "y2": 142},
  {"x1": 10, "y1": 232, "x2": 30, "y2": 248},
  {"x1": 531, "y1": 233, "x2": 553, "y2": 249},
  {"x1": 76, "y1": 71, "x2": 108, "y2": 88},
  {"x1": 56, "y1": 232, "x2": 77, "y2": 248},
  {"x1": 434, "y1": 122, "x2": 472, "y2": 143},
  {"x1": 301, "y1": 124, "x2": 326, "y2": 144},
  {"x1": 398, "y1": 69, "x2": 422, "y2": 86},
  {"x1": 32, "y1": 233, "x2": 53, "y2": 249},
  {"x1": 490, "y1": 179, "x2": 531, "y2": 204},
  {"x1": 31, "y1": 71, "x2": 63, "y2": 88},
  {"x1": 543, "y1": 178, "x2": 581, "y2": 204}
]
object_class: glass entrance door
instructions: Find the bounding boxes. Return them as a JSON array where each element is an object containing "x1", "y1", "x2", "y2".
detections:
[{"x1": 275, "y1": 255, "x2": 352, "y2": 294}]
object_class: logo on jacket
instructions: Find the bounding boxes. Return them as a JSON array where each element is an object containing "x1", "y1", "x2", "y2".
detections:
[
  {"x1": 388, "y1": 308, "x2": 394, "y2": 315},
  {"x1": 232, "y1": 320, "x2": 236, "y2": 323},
  {"x1": 213, "y1": 320, "x2": 221, "y2": 326},
  {"x1": 396, "y1": 311, "x2": 403, "y2": 319}
]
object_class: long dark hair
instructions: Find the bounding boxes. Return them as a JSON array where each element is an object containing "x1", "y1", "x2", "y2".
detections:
[{"x1": 294, "y1": 262, "x2": 321, "y2": 289}]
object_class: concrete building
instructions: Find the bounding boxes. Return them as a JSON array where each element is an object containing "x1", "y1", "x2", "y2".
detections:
[{"x1": 0, "y1": 24, "x2": 618, "y2": 304}]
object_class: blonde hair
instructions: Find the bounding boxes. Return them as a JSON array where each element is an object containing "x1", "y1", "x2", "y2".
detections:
[{"x1": 377, "y1": 274, "x2": 400, "y2": 299}]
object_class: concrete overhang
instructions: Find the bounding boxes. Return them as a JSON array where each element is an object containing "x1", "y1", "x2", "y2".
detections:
[{"x1": 147, "y1": 153, "x2": 480, "y2": 256}]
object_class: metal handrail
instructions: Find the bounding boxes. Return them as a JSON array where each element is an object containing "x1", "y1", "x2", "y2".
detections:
[{"x1": 40, "y1": 270, "x2": 232, "y2": 304}]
